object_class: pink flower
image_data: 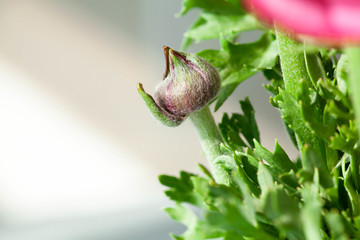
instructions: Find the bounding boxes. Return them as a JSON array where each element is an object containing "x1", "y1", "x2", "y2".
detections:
[{"x1": 245, "y1": 0, "x2": 360, "y2": 45}]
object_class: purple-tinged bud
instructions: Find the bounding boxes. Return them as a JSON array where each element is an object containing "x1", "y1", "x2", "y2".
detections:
[
  {"x1": 137, "y1": 46, "x2": 221, "y2": 127},
  {"x1": 156, "y1": 46, "x2": 221, "y2": 116}
]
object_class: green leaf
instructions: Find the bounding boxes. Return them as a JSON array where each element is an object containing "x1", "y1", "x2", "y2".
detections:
[
  {"x1": 254, "y1": 139, "x2": 297, "y2": 177},
  {"x1": 300, "y1": 172, "x2": 322, "y2": 240},
  {"x1": 302, "y1": 76, "x2": 357, "y2": 154},
  {"x1": 336, "y1": 54, "x2": 349, "y2": 95},
  {"x1": 215, "y1": 155, "x2": 238, "y2": 174},
  {"x1": 263, "y1": 59, "x2": 284, "y2": 95},
  {"x1": 301, "y1": 144, "x2": 333, "y2": 188},
  {"x1": 198, "y1": 33, "x2": 278, "y2": 110},
  {"x1": 198, "y1": 163, "x2": 215, "y2": 182},
  {"x1": 325, "y1": 211, "x2": 350, "y2": 240},
  {"x1": 216, "y1": 69, "x2": 257, "y2": 111},
  {"x1": 233, "y1": 97, "x2": 260, "y2": 147},
  {"x1": 220, "y1": 143, "x2": 236, "y2": 155},
  {"x1": 235, "y1": 149, "x2": 259, "y2": 185},
  {"x1": 159, "y1": 171, "x2": 203, "y2": 206},
  {"x1": 179, "y1": 0, "x2": 243, "y2": 16},
  {"x1": 232, "y1": 171, "x2": 258, "y2": 225},
  {"x1": 304, "y1": 51, "x2": 327, "y2": 88},
  {"x1": 317, "y1": 78, "x2": 351, "y2": 109},
  {"x1": 233, "y1": 158, "x2": 261, "y2": 197},
  {"x1": 279, "y1": 170, "x2": 300, "y2": 191},
  {"x1": 257, "y1": 162, "x2": 274, "y2": 194},
  {"x1": 275, "y1": 88, "x2": 327, "y2": 167},
  {"x1": 206, "y1": 204, "x2": 275, "y2": 239},
  {"x1": 350, "y1": 148, "x2": 360, "y2": 191},
  {"x1": 219, "y1": 113, "x2": 248, "y2": 151},
  {"x1": 191, "y1": 176, "x2": 213, "y2": 200},
  {"x1": 184, "y1": 12, "x2": 258, "y2": 44},
  {"x1": 179, "y1": 0, "x2": 260, "y2": 49},
  {"x1": 165, "y1": 204, "x2": 224, "y2": 240},
  {"x1": 165, "y1": 203, "x2": 196, "y2": 227},
  {"x1": 344, "y1": 166, "x2": 360, "y2": 217},
  {"x1": 320, "y1": 48, "x2": 336, "y2": 80},
  {"x1": 223, "y1": 232, "x2": 246, "y2": 240},
  {"x1": 219, "y1": 97, "x2": 260, "y2": 150},
  {"x1": 261, "y1": 186, "x2": 304, "y2": 240},
  {"x1": 329, "y1": 121, "x2": 358, "y2": 153},
  {"x1": 299, "y1": 81, "x2": 337, "y2": 141}
]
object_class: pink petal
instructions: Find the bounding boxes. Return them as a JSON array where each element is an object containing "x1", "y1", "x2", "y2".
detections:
[
  {"x1": 246, "y1": 0, "x2": 360, "y2": 45},
  {"x1": 329, "y1": 2, "x2": 360, "y2": 35}
]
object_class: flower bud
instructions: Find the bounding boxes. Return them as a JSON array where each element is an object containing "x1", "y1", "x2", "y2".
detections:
[{"x1": 137, "y1": 46, "x2": 221, "y2": 127}]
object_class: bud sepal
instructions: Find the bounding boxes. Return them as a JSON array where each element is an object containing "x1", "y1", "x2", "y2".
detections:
[{"x1": 137, "y1": 83, "x2": 184, "y2": 127}]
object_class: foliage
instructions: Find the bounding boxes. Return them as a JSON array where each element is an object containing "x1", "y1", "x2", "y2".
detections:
[{"x1": 159, "y1": 0, "x2": 360, "y2": 239}]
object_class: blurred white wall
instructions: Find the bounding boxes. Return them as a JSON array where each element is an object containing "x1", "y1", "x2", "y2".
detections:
[{"x1": 0, "y1": 0, "x2": 297, "y2": 239}]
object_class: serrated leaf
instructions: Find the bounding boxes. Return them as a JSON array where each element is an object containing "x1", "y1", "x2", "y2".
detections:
[
  {"x1": 233, "y1": 97, "x2": 260, "y2": 147},
  {"x1": 206, "y1": 204, "x2": 275, "y2": 240},
  {"x1": 261, "y1": 186, "x2": 304, "y2": 240},
  {"x1": 279, "y1": 170, "x2": 300, "y2": 191},
  {"x1": 301, "y1": 145, "x2": 333, "y2": 188},
  {"x1": 263, "y1": 59, "x2": 282, "y2": 81},
  {"x1": 233, "y1": 158, "x2": 261, "y2": 197},
  {"x1": 219, "y1": 113, "x2": 247, "y2": 151},
  {"x1": 220, "y1": 143, "x2": 235, "y2": 155},
  {"x1": 179, "y1": 0, "x2": 243, "y2": 16},
  {"x1": 184, "y1": 12, "x2": 258, "y2": 44},
  {"x1": 165, "y1": 204, "x2": 224, "y2": 240},
  {"x1": 223, "y1": 232, "x2": 246, "y2": 240},
  {"x1": 304, "y1": 51, "x2": 327, "y2": 88},
  {"x1": 219, "y1": 97, "x2": 260, "y2": 150},
  {"x1": 344, "y1": 166, "x2": 360, "y2": 217},
  {"x1": 216, "y1": 68, "x2": 257, "y2": 111},
  {"x1": 300, "y1": 173, "x2": 322, "y2": 240},
  {"x1": 198, "y1": 33, "x2": 278, "y2": 110},
  {"x1": 165, "y1": 203, "x2": 197, "y2": 226},
  {"x1": 325, "y1": 211, "x2": 349, "y2": 240},
  {"x1": 329, "y1": 122, "x2": 358, "y2": 153},
  {"x1": 232, "y1": 171, "x2": 258, "y2": 225},
  {"x1": 336, "y1": 54, "x2": 349, "y2": 95},
  {"x1": 257, "y1": 162, "x2": 274, "y2": 194},
  {"x1": 191, "y1": 176, "x2": 212, "y2": 199},
  {"x1": 254, "y1": 140, "x2": 297, "y2": 177},
  {"x1": 354, "y1": 215, "x2": 360, "y2": 233},
  {"x1": 198, "y1": 163, "x2": 215, "y2": 182},
  {"x1": 317, "y1": 78, "x2": 351, "y2": 109},
  {"x1": 215, "y1": 155, "x2": 237, "y2": 174},
  {"x1": 299, "y1": 81, "x2": 337, "y2": 141},
  {"x1": 350, "y1": 148, "x2": 360, "y2": 191},
  {"x1": 275, "y1": 88, "x2": 327, "y2": 167},
  {"x1": 236, "y1": 153, "x2": 259, "y2": 185},
  {"x1": 263, "y1": 59, "x2": 284, "y2": 96},
  {"x1": 159, "y1": 171, "x2": 203, "y2": 206}
]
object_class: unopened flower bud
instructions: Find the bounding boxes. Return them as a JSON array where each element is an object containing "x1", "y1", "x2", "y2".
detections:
[{"x1": 137, "y1": 46, "x2": 221, "y2": 127}]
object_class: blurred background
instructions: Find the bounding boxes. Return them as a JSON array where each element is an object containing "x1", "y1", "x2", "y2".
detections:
[{"x1": 0, "y1": 0, "x2": 297, "y2": 239}]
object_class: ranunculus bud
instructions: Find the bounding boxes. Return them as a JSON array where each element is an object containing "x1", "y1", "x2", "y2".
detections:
[{"x1": 137, "y1": 46, "x2": 221, "y2": 127}]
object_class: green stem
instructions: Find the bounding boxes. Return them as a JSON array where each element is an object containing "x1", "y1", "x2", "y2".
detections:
[
  {"x1": 351, "y1": 148, "x2": 360, "y2": 191},
  {"x1": 346, "y1": 47, "x2": 360, "y2": 138},
  {"x1": 275, "y1": 27, "x2": 327, "y2": 167},
  {"x1": 346, "y1": 47, "x2": 360, "y2": 191},
  {"x1": 275, "y1": 28, "x2": 312, "y2": 96},
  {"x1": 189, "y1": 106, "x2": 227, "y2": 184}
]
